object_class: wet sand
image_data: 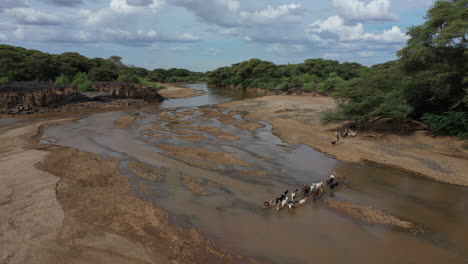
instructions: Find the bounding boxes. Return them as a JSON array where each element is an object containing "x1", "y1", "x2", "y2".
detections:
[
  {"x1": 223, "y1": 95, "x2": 468, "y2": 186},
  {"x1": 0, "y1": 119, "x2": 253, "y2": 264}
]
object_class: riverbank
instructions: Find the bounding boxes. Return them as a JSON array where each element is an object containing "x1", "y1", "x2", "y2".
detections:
[
  {"x1": 222, "y1": 95, "x2": 468, "y2": 186},
  {"x1": 158, "y1": 83, "x2": 205, "y2": 99}
]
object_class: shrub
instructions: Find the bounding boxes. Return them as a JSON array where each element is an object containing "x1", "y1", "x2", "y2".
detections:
[
  {"x1": 0, "y1": 76, "x2": 10, "y2": 85},
  {"x1": 117, "y1": 74, "x2": 139, "y2": 84},
  {"x1": 137, "y1": 77, "x2": 165, "y2": 91},
  {"x1": 55, "y1": 74, "x2": 70, "y2": 88},
  {"x1": 72, "y1": 72, "x2": 93, "y2": 92},
  {"x1": 421, "y1": 111, "x2": 468, "y2": 138},
  {"x1": 303, "y1": 83, "x2": 314, "y2": 91}
]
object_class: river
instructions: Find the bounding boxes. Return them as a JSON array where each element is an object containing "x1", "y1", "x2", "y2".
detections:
[{"x1": 41, "y1": 83, "x2": 468, "y2": 264}]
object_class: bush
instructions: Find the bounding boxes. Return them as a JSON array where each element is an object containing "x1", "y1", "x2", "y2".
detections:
[
  {"x1": 72, "y1": 72, "x2": 93, "y2": 92},
  {"x1": 421, "y1": 112, "x2": 468, "y2": 138},
  {"x1": 117, "y1": 74, "x2": 139, "y2": 84},
  {"x1": 88, "y1": 67, "x2": 118, "y2": 82},
  {"x1": 0, "y1": 76, "x2": 10, "y2": 85},
  {"x1": 55, "y1": 74, "x2": 70, "y2": 88},
  {"x1": 137, "y1": 77, "x2": 165, "y2": 91},
  {"x1": 303, "y1": 83, "x2": 314, "y2": 91}
]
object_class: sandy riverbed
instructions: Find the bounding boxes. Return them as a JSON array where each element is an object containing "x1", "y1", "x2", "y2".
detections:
[
  {"x1": 0, "y1": 119, "x2": 254, "y2": 264},
  {"x1": 222, "y1": 95, "x2": 468, "y2": 186}
]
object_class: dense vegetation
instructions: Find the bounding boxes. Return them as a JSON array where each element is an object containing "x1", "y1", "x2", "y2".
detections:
[
  {"x1": 0, "y1": 46, "x2": 203, "y2": 92},
  {"x1": 322, "y1": 0, "x2": 467, "y2": 137},
  {"x1": 207, "y1": 58, "x2": 366, "y2": 93}
]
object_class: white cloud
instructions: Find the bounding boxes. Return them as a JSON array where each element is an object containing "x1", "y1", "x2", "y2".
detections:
[
  {"x1": 203, "y1": 48, "x2": 223, "y2": 55},
  {"x1": 41, "y1": 0, "x2": 83, "y2": 7},
  {"x1": 322, "y1": 52, "x2": 341, "y2": 60},
  {"x1": 110, "y1": 0, "x2": 162, "y2": 13},
  {"x1": 358, "y1": 51, "x2": 376, "y2": 57},
  {"x1": 148, "y1": 44, "x2": 160, "y2": 53},
  {"x1": 170, "y1": 0, "x2": 240, "y2": 26},
  {"x1": 240, "y1": 4, "x2": 304, "y2": 25},
  {"x1": 4, "y1": 8, "x2": 61, "y2": 25},
  {"x1": 217, "y1": 28, "x2": 240, "y2": 36},
  {"x1": 267, "y1": 43, "x2": 305, "y2": 55},
  {"x1": 0, "y1": 0, "x2": 27, "y2": 11},
  {"x1": 332, "y1": 0, "x2": 397, "y2": 22},
  {"x1": 308, "y1": 16, "x2": 407, "y2": 43},
  {"x1": 175, "y1": 33, "x2": 201, "y2": 42},
  {"x1": 126, "y1": 0, "x2": 152, "y2": 6},
  {"x1": 0, "y1": 33, "x2": 7, "y2": 41},
  {"x1": 169, "y1": 46, "x2": 191, "y2": 52}
]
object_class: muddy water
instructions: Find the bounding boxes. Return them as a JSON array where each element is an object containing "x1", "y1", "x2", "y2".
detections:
[{"x1": 42, "y1": 83, "x2": 468, "y2": 264}]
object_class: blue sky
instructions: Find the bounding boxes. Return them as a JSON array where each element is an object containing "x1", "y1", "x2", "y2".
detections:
[{"x1": 0, "y1": 0, "x2": 436, "y2": 71}]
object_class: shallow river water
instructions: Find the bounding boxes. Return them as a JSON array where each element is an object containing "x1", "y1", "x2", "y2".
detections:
[{"x1": 42, "y1": 83, "x2": 468, "y2": 264}]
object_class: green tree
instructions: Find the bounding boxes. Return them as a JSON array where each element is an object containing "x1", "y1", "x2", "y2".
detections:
[
  {"x1": 0, "y1": 77, "x2": 10, "y2": 85},
  {"x1": 398, "y1": 0, "x2": 467, "y2": 116},
  {"x1": 55, "y1": 74, "x2": 70, "y2": 88},
  {"x1": 117, "y1": 74, "x2": 140, "y2": 84},
  {"x1": 72, "y1": 72, "x2": 93, "y2": 92}
]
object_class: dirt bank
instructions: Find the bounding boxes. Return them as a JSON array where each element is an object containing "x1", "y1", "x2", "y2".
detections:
[
  {"x1": 222, "y1": 95, "x2": 468, "y2": 186},
  {"x1": 158, "y1": 83, "x2": 205, "y2": 99},
  {"x1": 0, "y1": 81, "x2": 163, "y2": 115},
  {"x1": 0, "y1": 119, "x2": 255, "y2": 264}
]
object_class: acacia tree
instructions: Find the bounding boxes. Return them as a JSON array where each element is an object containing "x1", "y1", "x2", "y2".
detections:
[
  {"x1": 323, "y1": 0, "x2": 467, "y2": 132},
  {"x1": 398, "y1": 0, "x2": 467, "y2": 115}
]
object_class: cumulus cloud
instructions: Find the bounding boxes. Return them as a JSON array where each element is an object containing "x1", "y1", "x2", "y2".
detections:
[
  {"x1": 169, "y1": 46, "x2": 191, "y2": 52},
  {"x1": 170, "y1": 0, "x2": 304, "y2": 27},
  {"x1": 41, "y1": 0, "x2": 83, "y2": 7},
  {"x1": 308, "y1": 16, "x2": 407, "y2": 43},
  {"x1": 170, "y1": 0, "x2": 241, "y2": 26},
  {"x1": 4, "y1": 8, "x2": 61, "y2": 25},
  {"x1": 267, "y1": 43, "x2": 305, "y2": 55},
  {"x1": 0, "y1": 33, "x2": 7, "y2": 41},
  {"x1": 110, "y1": 0, "x2": 162, "y2": 13},
  {"x1": 332, "y1": 0, "x2": 397, "y2": 22},
  {"x1": 202, "y1": 48, "x2": 223, "y2": 55},
  {"x1": 358, "y1": 51, "x2": 376, "y2": 57},
  {"x1": 126, "y1": 0, "x2": 153, "y2": 6},
  {"x1": 240, "y1": 4, "x2": 304, "y2": 25},
  {"x1": 322, "y1": 52, "x2": 341, "y2": 60},
  {"x1": 0, "y1": 0, "x2": 27, "y2": 11},
  {"x1": 174, "y1": 33, "x2": 201, "y2": 42}
]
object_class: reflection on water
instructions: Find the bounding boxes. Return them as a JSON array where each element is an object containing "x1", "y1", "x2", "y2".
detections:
[
  {"x1": 160, "y1": 83, "x2": 256, "y2": 109},
  {"x1": 42, "y1": 83, "x2": 468, "y2": 264}
]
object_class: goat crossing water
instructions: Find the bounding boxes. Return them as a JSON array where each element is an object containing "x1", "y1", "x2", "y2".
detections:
[{"x1": 264, "y1": 173, "x2": 343, "y2": 211}]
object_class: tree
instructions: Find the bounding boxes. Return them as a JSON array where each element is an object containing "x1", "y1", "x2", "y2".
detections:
[
  {"x1": 56, "y1": 52, "x2": 91, "y2": 78},
  {"x1": 55, "y1": 74, "x2": 70, "y2": 88},
  {"x1": 398, "y1": 0, "x2": 467, "y2": 115},
  {"x1": 72, "y1": 72, "x2": 93, "y2": 92}
]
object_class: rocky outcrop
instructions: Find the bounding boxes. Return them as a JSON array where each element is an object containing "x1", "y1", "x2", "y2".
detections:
[
  {"x1": 0, "y1": 81, "x2": 164, "y2": 115},
  {"x1": 93, "y1": 82, "x2": 163, "y2": 102},
  {"x1": 0, "y1": 82, "x2": 86, "y2": 114}
]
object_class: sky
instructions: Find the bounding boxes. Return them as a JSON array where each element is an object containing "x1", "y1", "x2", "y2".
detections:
[{"x1": 0, "y1": 0, "x2": 437, "y2": 71}]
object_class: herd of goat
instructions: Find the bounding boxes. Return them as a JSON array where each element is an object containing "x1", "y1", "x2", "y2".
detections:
[
  {"x1": 264, "y1": 172, "x2": 342, "y2": 210},
  {"x1": 331, "y1": 127, "x2": 358, "y2": 145}
]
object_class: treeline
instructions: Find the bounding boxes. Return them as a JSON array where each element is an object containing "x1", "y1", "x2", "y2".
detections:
[
  {"x1": 207, "y1": 58, "x2": 367, "y2": 93},
  {"x1": 0, "y1": 45, "x2": 204, "y2": 91},
  {"x1": 324, "y1": 0, "x2": 467, "y2": 137}
]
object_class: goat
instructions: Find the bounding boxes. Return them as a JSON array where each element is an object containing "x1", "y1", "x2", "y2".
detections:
[
  {"x1": 291, "y1": 189, "x2": 298, "y2": 201},
  {"x1": 298, "y1": 197, "x2": 307, "y2": 205}
]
